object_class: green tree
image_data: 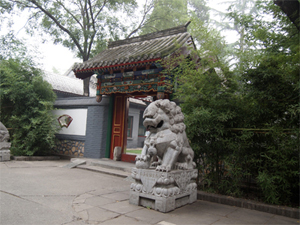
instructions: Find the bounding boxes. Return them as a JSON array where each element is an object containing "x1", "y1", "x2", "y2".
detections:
[
  {"x1": 164, "y1": 17, "x2": 241, "y2": 194},
  {"x1": 170, "y1": 0, "x2": 299, "y2": 205},
  {"x1": 139, "y1": 0, "x2": 189, "y2": 34},
  {"x1": 136, "y1": 0, "x2": 209, "y2": 35},
  {"x1": 2, "y1": 0, "x2": 137, "y2": 96},
  {"x1": 237, "y1": 0, "x2": 299, "y2": 205},
  {"x1": 0, "y1": 34, "x2": 58, "y2": 156},
  {"x1": 221, "y1": 0, "x2": 258, "y2": 71}
]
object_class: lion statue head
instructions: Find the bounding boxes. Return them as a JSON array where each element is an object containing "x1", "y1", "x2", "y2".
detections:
[{"x1": 143, "y1": 99, "x2": 186, "y2": 134}]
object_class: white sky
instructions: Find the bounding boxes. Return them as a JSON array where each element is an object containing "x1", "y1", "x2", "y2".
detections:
[{"x1": 1, "y1": 0, "x2": 235, "y2": 75}]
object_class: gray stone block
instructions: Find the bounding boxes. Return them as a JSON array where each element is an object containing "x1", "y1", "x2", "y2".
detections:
[
  {"x1": 0, "y1": 149, "x2": 10, "y2": 162},
  {"x1": 0, "y1": 122, "x2": 11, "y2": 162},
  {"x1": 113, "y1": 146, "x2": 122, "y2": 161},
  {"x1": 129, "y1": 168, "x2": 198, "y2": 213}
]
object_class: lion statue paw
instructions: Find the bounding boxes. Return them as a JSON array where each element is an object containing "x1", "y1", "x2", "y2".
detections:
[{"x1": 135, "y1": 154, "x2": 151, "y2": 169}]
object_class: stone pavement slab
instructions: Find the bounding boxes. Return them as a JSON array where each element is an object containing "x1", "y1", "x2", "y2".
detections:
[
  {"x1": 181, "y1": 199, "x2": 237, "y2": 217},
  {"x1": 85, "y1": 207, "x2": 120, "y2": 222},
  {"x1": 0, "y1": 190, "x2": 73, "y2": 225},
  {"x1": 1, "y1": 160, "x2": 299, "y2": 225},
  {"x1": 163, "y1": 211, "x2": 220, "y2": 225},
  {"x1": 265, "y1": 214, "x2": 300, "y2": 224},
  {"x1": 101, "y1": 191, "x2": 129, "y2": 201},
  {"x1": 84, "y1": 195, "x2": 116, "y2": 207},
  {"x1": 103, "y1": 215, "x2": 148, "y2": 225},
  {"x1": 125, "y1": 208, "x2": 172, "y2": 224},
  {"x1": 224, "y1": 206, "x2": 274, "y2": 224},
  {"x1": 22, "y1": 195, "x2": 75, "y2": 215},
  {"x1": 99, "y1": 200, "x2": 141, "y2": 214}
]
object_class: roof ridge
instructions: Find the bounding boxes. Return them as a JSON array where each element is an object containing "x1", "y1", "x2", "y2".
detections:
[{"x1": 108, "y1": 22, "x2": 190, "y2": 49}]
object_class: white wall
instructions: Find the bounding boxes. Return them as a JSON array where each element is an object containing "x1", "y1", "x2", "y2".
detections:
[{"x1": 53, "y1": 109, "x2": 88, "y2": 136}]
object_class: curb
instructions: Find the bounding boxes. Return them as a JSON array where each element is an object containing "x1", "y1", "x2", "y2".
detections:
[
  {"x1": 197, "y1": 191, "x2": 299, "y2": 219},
  {"x1": 12, "y1": 156, "x2": 61, "y2": 161}
]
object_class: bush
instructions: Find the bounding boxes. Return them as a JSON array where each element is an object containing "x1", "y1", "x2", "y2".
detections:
[{"x1": 0, "y1": 58, "x2": 58, "y2": 156}]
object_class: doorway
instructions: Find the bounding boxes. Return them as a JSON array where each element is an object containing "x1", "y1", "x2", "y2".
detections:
[{"x1": 109, "y1": 95, "x2": 152, "y2": 163}]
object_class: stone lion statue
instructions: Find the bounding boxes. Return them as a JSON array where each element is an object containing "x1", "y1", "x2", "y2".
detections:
[
  {"x1": 135, "y1": 99, "x2": 195, "y2": 172},
  {"x1": 0, "y1": 122, "x2": 10, "y2": 143}
]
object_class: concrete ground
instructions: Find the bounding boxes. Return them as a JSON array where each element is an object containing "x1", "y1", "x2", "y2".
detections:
[{"x1": 0, "y1": 160, "x2": 298, "y2": 225}]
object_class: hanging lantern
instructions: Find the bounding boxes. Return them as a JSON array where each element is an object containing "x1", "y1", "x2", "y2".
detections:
[
  {"x1": 157, "y1": 85, "x2": 165, "y2": 99},
  {"x1": 157, "y1": 91, "x2": 165, "y2": 99},
  {"x1": 96, "y1": 94, "x2": 102, "y2": 102}
]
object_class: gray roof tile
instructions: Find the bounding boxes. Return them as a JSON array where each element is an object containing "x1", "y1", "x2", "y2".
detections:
[
  {"x1": 43, "y1": 72, "x2": 96, "y2": 96},
  {"x1": 73, "y1": 23, "x2": 192, "y2": 74}
]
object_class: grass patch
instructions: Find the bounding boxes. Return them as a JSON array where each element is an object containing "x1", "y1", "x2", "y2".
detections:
[{"x1": 126, "y1": 149, "x2": 142, "y2": 154}]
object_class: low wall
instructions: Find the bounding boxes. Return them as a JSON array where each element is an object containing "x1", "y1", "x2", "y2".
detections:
[
  {"x1": 53, "y1": 139, "x2": 85, "y2": 157},
  {"x1": 52, "y1": 96, "x2": 109, "y2": 158}
]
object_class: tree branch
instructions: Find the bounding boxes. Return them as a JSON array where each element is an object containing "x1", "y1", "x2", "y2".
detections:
[
  {"x1": 27, "y1": 0, "x2": 84, "y2": 57},
  {"x1": 88, "y1": 0, "x2": 95, "y2": 27},
  {"x1": 16, "y1": 11, "x2": 41, "y2": 35},
  {"x1": 94, "y1": 0, "x2": 107, "y2": 21},
  {"x1": 274, "y1": 0, "x2": 300, "y2": 31},
  {"x1": 55, "y1": 0, "x2": 83, "y2": 29},
  {"x1": 126, "y1": 0, "x2": 154, "y2": 39},
  {"x1": 83, "y1": 0, "x2": 89, "y2": 59},
  {"x1": 11, "y1": 0, "x2": 38, "y2": 9},
  {"x1": 86, "y1": 0, "x2": 107, "y2": 59}
]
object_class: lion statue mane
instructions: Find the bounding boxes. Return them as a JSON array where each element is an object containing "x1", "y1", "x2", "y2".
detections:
[{"x1": 135, "y1": 99, "x2": 196, "y2": 172}]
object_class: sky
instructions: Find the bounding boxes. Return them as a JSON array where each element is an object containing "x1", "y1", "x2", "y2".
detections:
[{"x1": 1, "y1": 0, "x2": 235, "y2": 76}]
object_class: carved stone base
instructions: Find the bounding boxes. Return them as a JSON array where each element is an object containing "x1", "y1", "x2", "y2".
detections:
[
  {"x1": 129, "y1": 168, "x2": 198, "y2": 213},
  {"x1": 0, "y1": 150, "x2": 11, "y2": 161}
]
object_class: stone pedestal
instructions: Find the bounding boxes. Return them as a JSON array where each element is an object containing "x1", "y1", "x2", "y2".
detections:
[
  {"x1": 0, "y1": 142, "x2": 11, "y2": 162},
  {"x1": 129, "y1": 168, "x2": 198, "y2": 213},
  {"x1": 113, "y1": 146, "x2": 122, "y2": 161}
]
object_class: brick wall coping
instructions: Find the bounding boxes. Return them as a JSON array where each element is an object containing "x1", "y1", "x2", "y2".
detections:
[{"x1": 54, "y1": 96, "x2": 109, "y2": 108}]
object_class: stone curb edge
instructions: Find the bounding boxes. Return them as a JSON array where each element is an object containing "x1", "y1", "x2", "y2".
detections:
[
  {"x1": 12, "y1": 156, "x2": 61, "y2": 161},
  {"x1": 197, "y1": 190, "x2": 299, "y2": 219}
]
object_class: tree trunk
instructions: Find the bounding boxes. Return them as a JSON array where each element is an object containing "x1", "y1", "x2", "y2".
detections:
[
  {"x1": 82, "y1": 54, "x2": 90, "y2": 96},
  {"x1": 274, "y1": 0, "x2": 300, "y2": 31},
  {"x1": 83, "y1": 77, "x2": 90, "y2": 96}
]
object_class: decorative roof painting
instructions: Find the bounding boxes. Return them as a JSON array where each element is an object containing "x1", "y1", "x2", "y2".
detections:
[{"x1": 72, "y1": 22, "x2": 196, "y2": 99}]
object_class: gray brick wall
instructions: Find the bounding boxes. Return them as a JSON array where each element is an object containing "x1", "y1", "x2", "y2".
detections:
[{"x1": 84, "y1": 105, "x2": 109, "y2": 158}]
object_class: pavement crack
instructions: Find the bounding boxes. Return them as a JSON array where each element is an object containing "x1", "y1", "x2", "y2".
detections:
[
  {"x1": 0, "y1": 190, "x2": 23, "y2": 199},
  {"x1": 0, "y1": 190, "x2": 45, "y2": 206}
]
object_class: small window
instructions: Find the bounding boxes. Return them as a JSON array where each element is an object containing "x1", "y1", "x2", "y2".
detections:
[{"x1": 127, "y1": 116, "x2": 133, "y2": 138}]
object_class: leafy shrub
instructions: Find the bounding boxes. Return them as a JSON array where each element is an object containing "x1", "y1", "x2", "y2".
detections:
[{"x1": 0, "y1": 58, "x2": 58, "y2": 156}]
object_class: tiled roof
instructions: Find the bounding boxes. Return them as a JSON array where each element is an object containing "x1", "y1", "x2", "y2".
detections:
[
  {"x1": 43, "y1": 72, "x2": 96, "y2": 96},
  {"x1": 73, "y1": 23, "x2": 192, "y2": 75}
]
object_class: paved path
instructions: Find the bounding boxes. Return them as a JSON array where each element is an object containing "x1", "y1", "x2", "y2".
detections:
[{"x1": 0, "y1": 160, "x2": 298, "y2": 225}]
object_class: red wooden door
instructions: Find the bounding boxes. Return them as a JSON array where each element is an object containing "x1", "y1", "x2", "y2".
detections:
[
  {"x1": 110, "y1": 95, "x2": 127, "y2": 159},
  {"x1": 109, "y1": 95, "x2": 136, "y2": 162}
]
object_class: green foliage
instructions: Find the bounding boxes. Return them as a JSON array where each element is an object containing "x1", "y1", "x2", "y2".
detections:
[
  {"x1": 140, "y1": 0, "x2": 189, "y2": 34},
  {"x1": 0, "y1": 32, "x2": 28, "y2": 61},
  {"x1": 0, "y1": 36, "x2": 58, "y2": 156},
  {"x1": 139, "y1": 0, "x2": 209, "y2": 35},
  {"x1": 8, "y1": 0, "x2": 137, "y2": 60},
  {"x1": 2, "y1": 0, "x2": 138, "y2": 95},
  {"x1": 168, "y1": 1, "x2": 299, "y2": 206}
]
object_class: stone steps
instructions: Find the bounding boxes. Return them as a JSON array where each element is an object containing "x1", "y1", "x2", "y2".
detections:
[
  {"x1": 76, "y1": 164, "x2": 130, "y2": 178},
  {"x1": 71, "y1": 158, "x2": 134, "y2": 178}
]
